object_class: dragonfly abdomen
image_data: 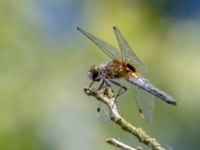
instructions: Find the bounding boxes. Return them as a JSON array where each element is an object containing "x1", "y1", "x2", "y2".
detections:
[{"x1": 127, "y1": 76, "x2": 176, "y2": 105}]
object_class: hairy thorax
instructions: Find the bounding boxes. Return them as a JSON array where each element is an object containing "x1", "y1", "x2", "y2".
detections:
[{"x1": 103, "y1": 59, "x2": 137, "y2": 79}]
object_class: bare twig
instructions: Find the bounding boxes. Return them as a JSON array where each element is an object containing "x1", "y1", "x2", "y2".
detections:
[
  {"x1": 84, "y1": 87, "x2": 166, "y2": 150},
  {"x1": 106, "y1": 138, "x2": 138, "y2": 150}
]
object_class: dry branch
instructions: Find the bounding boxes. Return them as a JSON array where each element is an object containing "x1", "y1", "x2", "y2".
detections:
[
  {"x1": 84, "y1": 87, "x2": 166, "y2": 150},
  {"x1": 106, "y1": 138, "x2": 143, "y2": 150}
]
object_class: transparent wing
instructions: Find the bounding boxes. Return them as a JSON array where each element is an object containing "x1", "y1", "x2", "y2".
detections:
[
  {"x1": 77, "y1": 27, "x2": 120, "y2": 60},
  {"x1": 130, "y1": 82, "x2": 155, "y2": 123},
  {"x1": 113, "y1": 26, "x2": 147, "y2": 72}
]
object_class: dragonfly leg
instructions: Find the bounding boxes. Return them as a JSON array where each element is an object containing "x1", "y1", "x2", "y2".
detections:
[
  {"x1": 98, "y1": 80, "x2": 105, "y2": 90},
  {"x1": 103, "y1": 79, "x2": 111, "y2": 87},
  {"x1": 108, "y1": 79, "x2": 127, "y2": 99},
  {"x1": 116, "y1": 86, "x2": 127, "y2": 98},
  {"x1": 89, "y1": 81, "x2": 95, "y2": 88},
  {"x1": 97, "y1": 79, "x2": 112, "y2": 90}
]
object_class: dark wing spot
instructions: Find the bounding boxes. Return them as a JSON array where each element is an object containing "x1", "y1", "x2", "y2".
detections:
[
  {"x1": 138, "y1": 108, "x2": 145, "y2": 119},
  {"x1": 127, "y1": 63, "x2": 136, "y2": 72},
  {"x1": 97, "y1": 107, "x2": 101, "y2": 112},
  {"x1": 138, "y1": 108, "x2": 142, "y2": 114}
]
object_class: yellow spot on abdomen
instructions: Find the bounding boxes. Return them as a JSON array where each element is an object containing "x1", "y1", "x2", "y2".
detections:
[{"x1": 130, "y1": 72, "x2": 138, "y2": 78}]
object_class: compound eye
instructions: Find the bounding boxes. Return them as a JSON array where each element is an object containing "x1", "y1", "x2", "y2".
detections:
[
  {"x1": 88, "y1": 65, "x2": 100, "y2": 81},
  {"x1": 92, "y1": 71, "x2": 99, "y2": 81},
  {"x1": 92, "y1": 65, "x2": 98, "y2": 72}
]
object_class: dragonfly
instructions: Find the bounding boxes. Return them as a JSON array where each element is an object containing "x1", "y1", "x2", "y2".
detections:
[{"x1": 77, "y1": 26, "x2": 176, "y2": 122}]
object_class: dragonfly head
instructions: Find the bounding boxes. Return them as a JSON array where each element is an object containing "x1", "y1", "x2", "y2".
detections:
[{"x1": 88, "y1": 65, "x2": 101, "y2": 81}]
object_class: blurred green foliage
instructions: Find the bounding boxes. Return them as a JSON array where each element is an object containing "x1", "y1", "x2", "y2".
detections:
[{"x1": 0, "y1": 0, "x2": 200, "y2": 150}]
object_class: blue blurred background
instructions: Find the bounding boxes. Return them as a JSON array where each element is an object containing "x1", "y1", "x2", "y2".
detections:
[{"x1": 0, "y1": 0, "x2": 200, "y2": 149}]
